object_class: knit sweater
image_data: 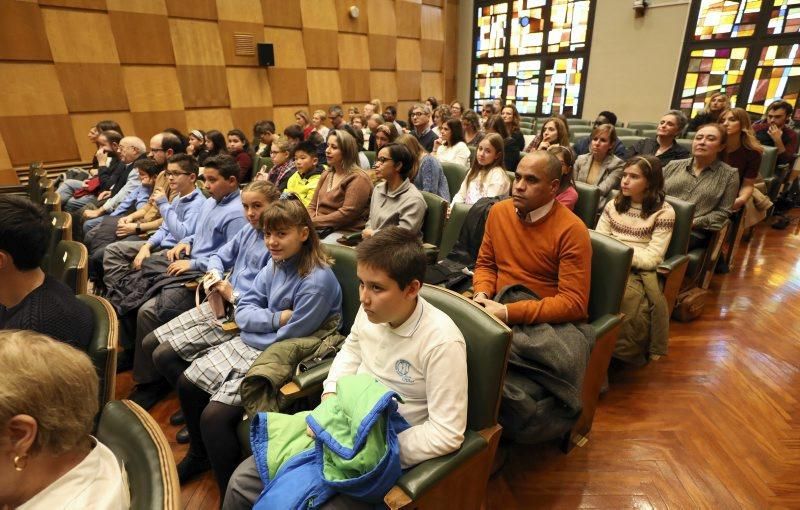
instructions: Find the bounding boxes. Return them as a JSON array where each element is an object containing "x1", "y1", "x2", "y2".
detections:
[
  {"x1": 473, "y1": 199, "x2": 591, "y2": 325},
  {"x1": 595, "y1": 200, "x2": 676, "y2": 270},
  {"x1": 309, "y1": 169, "x2": 373, "y2": 231}
]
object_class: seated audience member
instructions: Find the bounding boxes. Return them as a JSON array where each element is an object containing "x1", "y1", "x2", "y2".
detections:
[
  {"x1": 86, "y1": 120, "x2": 123, "y2": 169},
  {"x1": 351, "y1": 113, "x2": 369, "y2": 149},
  {"x1": 501, "y1": 104, "x2": 527, "y2": 156},
  {"x1": 57, "y1": 130, "x2": 125, "y2": 212},
  {"x1": 663, "y1": 124, "x2": 739, "y2": 237},
  {"x1": 410, "y1": 103, "x2": 438, "y2": 152},
  {"x1": 370, "y1": 98, "x2": 383, "y2": 116},
  {"x1": 687, "y1": 92, "x2": 730, "y2": 133},
  {"x1": 256, "y1": 136, "x2": 296, "y2": 190},
  {"x1": 283, "y1": 124, "x2": 304, "y2": 146},
  {"x1": 451, "y1": 133, "x2": 510, "y2": 208},
  {"x1": 426, "y1": 96, "x2": 440, "y2": 111},
  {"x1": 0, "y1": 196, "x2": 93, "y2": 349},
  {"x1": 0, "y1": 330, "x2": 129, "y2": 509},
  {"x1": 363, "y1": 102, "x2": 376, "y2": 117},
  {"x1": 286, "y1": 140, "x2": 324, "y2": 207},
  {"x1": 227, "y1": 129, "x2": 254, "y2": 183},
  {"x1": 102, "y1": 153, "x2": 205, "y2": 291},
  {"x1": 524, "y1": 116, "x2": 570, "y2": 152},
  {"x1": 295, "y1": 110, "x2": 314, "y2": 139},
  {"x1": 252, "y1": 121, "x2": 275, "y2": 159},
  {"x1": 547, "y1": 145, "x2": 579, "y2": 210},
  {"x1": 596, "y1": 156, "x2": 675, "y2": 365},
  {"x1": 433, "y1": 118, "x2": 471, "y2": 168},
  {"x1": 224, "y1": 227, "x2": 468, "y2": 510},
  {"x1": 164, "y1": 128, "x2": 189, "y2": 153},
  {"x1": 341, "y1": 124, "x2": 372, "y2": 170},
  {"x1": 312, "y1": 110, "x2": 330, "y2": 140},
  {"x1": 173, "y1": 198, "x2": 342, "y2": 493},
  {"x1": 462, "y1": 110, "x2": 484, "y2": 148},
  {"x1": 720, "y1": 108, "x2": 764, "y2": 213},
  {"x1": 472, "y1": 151, "x2": 591, "y2": 325},
  {"x1": 383, "y1": 105, "x2": 405, "y2": 132},
  {"x1": 626, "y1": 110, "x2": 691, "y2": 164},
  {"x1": 485, "y1": 114, "x2": 521, "y2": 172},
  {"x1": 573, "y1": 111, "x2": 626, "y2": 159},
  {"x1": 397, "y1": 134, "x2": 450, "y2": 201},
  {"x1": 124, "y1": 155, "x2": 248, "y2": 407},
  {"x1": 309, "y1": 130, "x2": 373, "y2": 241},
  {"x1": 187, "y1": 129, "x2": 209, "y2": 162},
  {"x1": 450, "y1": 100, "x2": 464, "y2": 120},
  {"x1": 365, "y1": 114, "x2": 385, "y2": 151},
  {"x1": 363, "y1": 143, "x2": 426, "y2": 239},
  {"x1": 432, "y1": 104, "x2": 451, "y2": 137},
  {"x1": 203, "y1": 129, "x2": 228, "y2": 165},
  {"x1": 480, "y1": 101, "x2": 496, "y2": 128},
  {"x1": 574, "y1": 123, "x2": 625, "y2": 210},
  {"x1": 373, "y1": 122, "x2": 399, "y2": 153},
  {"x1": 328, "y1": 105, "x2": 347, "y2": 131},
  {"x1": 753, "y1": 100, "x2": 798, "y2": 168}
]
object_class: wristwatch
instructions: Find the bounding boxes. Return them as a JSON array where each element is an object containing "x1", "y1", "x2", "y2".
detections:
[
  {"x1": 135, "y1": 223, "x2": 142, "y2": 234},
  {"x1": 231, "y1": 291, "x2": 240, "y2": 304}
]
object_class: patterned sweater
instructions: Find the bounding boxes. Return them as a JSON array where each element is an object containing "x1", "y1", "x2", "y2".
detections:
[{"x1": 595, "y1": 200, "x2": 676, "y2": 271}]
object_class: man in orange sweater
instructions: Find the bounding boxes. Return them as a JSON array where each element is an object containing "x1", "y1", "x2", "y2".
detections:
[{"x1": 473, "y1": 151, "x2": 592, "y2": 325}]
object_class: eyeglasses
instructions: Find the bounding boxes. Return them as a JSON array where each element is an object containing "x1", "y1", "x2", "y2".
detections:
[
  {"x1": 166, "y1": 171, "x2": 190, "y2": 177},
  {"x1": 269, "y1": 150, "x2": 284, "y2": 156},
  {"x1": 150, "y1": 147, "x2": 165, "y2": 153},
  {"x1": 411, "y1": 111, "x2": 426, "y2": 117},
  {"x1": 376, "y1": 156, "x2": 394, "y2": 164}
]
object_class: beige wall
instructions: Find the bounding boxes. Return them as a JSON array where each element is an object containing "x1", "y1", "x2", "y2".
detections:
[{"x1": 455, "y1": 0, "x2": 692, "y2": 122}]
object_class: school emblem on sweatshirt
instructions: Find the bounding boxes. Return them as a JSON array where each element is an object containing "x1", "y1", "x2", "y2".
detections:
[{"x1": 395, "y1": 359, "x2": 414, "y2": 383}]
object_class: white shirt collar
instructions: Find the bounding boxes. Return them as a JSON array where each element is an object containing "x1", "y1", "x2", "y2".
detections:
[{"x1": 518, "y1": 199, "x2": 555, "y2": 223}]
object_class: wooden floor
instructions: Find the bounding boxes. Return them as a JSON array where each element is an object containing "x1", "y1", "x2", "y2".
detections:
[{"x1": 116, "y1": 212, "x2": 800, "y2": 510}]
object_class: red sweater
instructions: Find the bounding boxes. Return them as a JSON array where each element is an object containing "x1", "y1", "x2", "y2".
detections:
[{"x1": 473, "y1": 199, "x2": 591, "y2": 325}]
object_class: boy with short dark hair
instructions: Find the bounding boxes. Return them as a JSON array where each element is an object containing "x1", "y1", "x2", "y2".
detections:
[
  {"x1": 223, "y1": 227, "x2": 468, "y2": 509},
  {"x1": 286, "y1": 140, "x2": 324, "y2": 207}
]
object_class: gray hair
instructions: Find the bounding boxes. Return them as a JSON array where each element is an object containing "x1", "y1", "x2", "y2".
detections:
[
  {"x1": 412, "y1": 103, "x2": 432, "y2": 115},
  {"x1": 664, "y1": 110, "x2": 688, "y2": 132},
  {"x1": 121, "y1": 136, "x2": 146, "y2": 153}
]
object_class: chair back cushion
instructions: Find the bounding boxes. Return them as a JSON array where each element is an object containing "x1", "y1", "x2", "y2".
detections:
[
  {"x1": 362, "y1": 150, "x2": 376, "y2": 168},
  {"x1": 326, "y1": 244, "x2": 360, "y2": 335},
  {"x1": 420, "y1": 285, "x2": 511, "y2": 431},
  {"x1": 759, "y1": 146, "x2": 777, "y2": 179},
  {"x1": 618, "y1": 135, "x2": 644, "y2": 150},
  {"x1": 614, "y1": 127, "x2": 637, "y2": 137},
  {"x1": 664, "y1": 196, "x2": 695, "y2": 259},
  {"x1": 441, "y1": 161, "x2": 467, "y2": 201},
  {"x1": 439, "y1": 202, "x2": 470, "y2": 260},
  {"x1": 641, "y1": 129, "x2": 658, "y2": 138},
  {"x1": 97, "y1": 400, "x2": 180, "y2": 510},
  {"x1": 77, "y1": 294, "x2": 117, "y2": 409},
  {"x1": 588, "y1": 231, "x2": 633, "y2": 321},
  {"x1": 420, "y1": 191, "x2": 447, "y2": 246},
  {"x1": 676, "y1": 138, "x2": 693, "y2": 153},
  {"x1": 626, "y1": 122, "x2": 658, "y2": 132},
  {"x1": 46, "y1": 240, "x2": 87, "y2": 294},
  {"x1": 574, "y1": 182, "x2": 601, "y2": 228}
]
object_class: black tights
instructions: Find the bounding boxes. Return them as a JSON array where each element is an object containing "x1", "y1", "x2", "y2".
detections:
[
  {"x1": 147, "y1": 334, "x2": 189, "y2": 388},
  {"x1": 176, "y1": 374, "x2": 244, "y2": 496}
]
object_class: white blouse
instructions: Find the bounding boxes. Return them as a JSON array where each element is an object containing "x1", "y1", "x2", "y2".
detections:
[
  {"x1": 435, "y1": 142, "x2": 471, "y2": 169},
  {"x1": 451, "y1": 166, "x2": 510, "y2": 206}
]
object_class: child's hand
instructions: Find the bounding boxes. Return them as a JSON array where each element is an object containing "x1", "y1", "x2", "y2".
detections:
[{"x1": 279, "y1": 309, "x2": 293, "y2": 326}]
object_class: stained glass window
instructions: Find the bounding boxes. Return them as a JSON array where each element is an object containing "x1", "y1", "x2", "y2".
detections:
[
  {"x1": 680, "y1": 48, "x2": 749, "y2": 117},
  {"x1": 507, "y1": 60, "x2": 542, "y2": 114},
  {"x1": 541, "y1": 58, "x2": 583, "y2": 116},
  {"x1": 747, "y1": 44, "x2": 800, "y2": 114},
  {"x1": 548, "y1": 0, "x2": 591, "y2": 52},
  {"x1": 694, "y1": 0, "x2": 763, "y2": 40},
  {"x1": 473, "y1": 63, "x2": 506, "y2": 111},
  {"x1": 509, "y1": 0, "x2": 546, "y2": 56},
  {"x1": 476, "y1": 3, "x2": 508, "y2": 59},
  {"x1": 768, "y1": 0, "x2": 800, "y2": 34}
]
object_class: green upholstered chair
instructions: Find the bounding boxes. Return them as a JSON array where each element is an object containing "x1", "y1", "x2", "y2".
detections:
[
  {"x1": 626, "y1": 121, "x2": 658, "y2": 134},
  {"x1": 468, "y1": 146, "x2": 477, "y2": 167},
  {"x1": 439, "y1": 202, "x2": 471, "y2": 261},
  {"x1": 46, "y1": 240, "x2": 88, "y2": 295},
  {"x1": 251, "y1": 155, "x2": 273, "y2": 181},
  {"x1": 574, "y1": 182, "x2": 601, "y2": 228},
  {"x1": 570, "y1": 126, "x2": 593, "y2": 137},
  {"x1": 675, "y1": 138, "x2": 693, "y2": 153},
  {"x1": 564, "y1": 231, "x2": 632, "y2": 452},
  {"x1": 683, "y1": 219, "x2": 731, "y2": 292},
  {"x1": 362, "y1": 150, "x2": 376, "y2": 168},
  {"x1": 641, "y1": 129, "x2": 658, "y2": 138},
  {"x1": 421, "y1": 190, "x2": 448, "y2": 248},
  {"x1": 566, "y1": 118, "x2": 592, "y2": 127},
  {"x1": 441, "y1": 161, "x2": 468, "y2": 200},
  {"x1": 659, "y1": 196, "x2": 695, "y2": 317},
  {"x1": 618, "y1": 135, "x2": 645, "y2": 151},
  {"x1": 614, "y1": 127, "x2": 637, "y2": 137},
  {"x1": 77, "y1": 294, "x2": 118, "y2": 410},
  {"x1": 50, "y1": 211, "x2": 73, "y2": 241},
  {"x1": 758, "y1": 146, "x2": 779, "y2": 199},
  {"x1": 96, "y1": 400, "x2": 181, "y2": 510}
]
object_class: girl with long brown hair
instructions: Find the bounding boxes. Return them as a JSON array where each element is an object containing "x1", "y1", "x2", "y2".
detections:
[{"x1": 451, "y1": 133, "x2": 510, "y2": 207}]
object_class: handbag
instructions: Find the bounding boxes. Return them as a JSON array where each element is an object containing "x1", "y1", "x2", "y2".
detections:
[
  {"x1": 672, "y1": 287, "x2": 709, "y2": 322},
  {"x1": 195, "y1": 282, "x2": 232, "y2": 320},
  {"x1": 72, "y1": 176, "x2": 101, "y2": 198}
]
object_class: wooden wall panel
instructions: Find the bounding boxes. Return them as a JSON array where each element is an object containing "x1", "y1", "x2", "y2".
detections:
[
  {"x1": 420, "y1": 5, "x2": 445, "y2": 40},
  {"x1": 69, "y1": 112, "x2": 135, "y2": 162},
  {"x1": 109, "y1": 12, "x2": 175, "y2": 65},
  {"x1": 185, "y1": 108, "x2": 234, "y2": 133},
  {"x1": 219, "y1": 21, "x2": 265, "y2": 67},
  {"x1": 338, "y1": 34, "x2": 370, "y2": 70},
  {"x1": 0, "y1": 1, "x2": 52, "y2": 61},
  {"x1": 339, "y1": 70, "x2": 372, "y2": 103},
  {"x1": 56, "y1": 63, "x2": 130, "y2": 113},
  {"x1": 272, "y1": 107, "x2": 303, "y2": 133},
  {"x1": 231, "y1": 107, "x2": 273, "y2": 135},
  {"x1": 106, "y1": 0, "x2": 168, "y2": 15},
  {"x1": 267, "y1": 68, "x2": 309, "y2": 106},
  {"x1": 421, "y1": 39, "x2": 444, "y2": 71},
  {"x1": 227, "y1": 68, "x2": 272, "y2": 108},
  {"x1": 422, "y1": 0, "x2": 444, "y2": 6},
  {"x1": 263, "y1": 28, "x2": 307, "y2": 69},
  {"x1": 0, "y1": 132, "x2": 12, "y2": 172},
  {"x1": 0, "y1": 64, "x2": 69, "y2": 116},
  {"x1": 165, "y1": 0, "x2": 218, "y2": 20},
  {"x1": 0, "y1": 115, "x2": 79, "y2": 165},
  {"x1": 396, "y1": 1, "x2": 422, "y2": 39},
  {"x1": 396, "y1": 71, "x2": 422, "y2": 100},
  {"x1": 122, "y1": 66, "x2": 185, "y2": 112},
  {"x1": 131, "y1": 111, "x2": 187, "y2": 140},
  {"x1": 38, "y1": 0, "x2": 106, "y2": 10},
  {"x1": 300, "y1": 0, "x2": 338, "y2": 30},
  {"x1": 368, "y1": 0, "x2": 397, "y2": 36},
  {"x1": 396, "y1": 39, "x2": 421, "y2": 71},
  {"x1": 42, "y1": 9, "x2": 121, "y2": 64},
  {"x1": 370, "y1": 71, "x2": 398, "y2": 103},
  {"x1": 169, "y1": 19, "x2": 225, "y2": 66},
  {"x1": 368, "y1": 34, "x2": 396, "y2": 70},
  {"x1": 176, "y1": 66, "x2": 230, "y2": 108},
  {"x1": 421, "y1": 72, "x2": 444, "y2": 100},
  {"x1": 261, "y1": 0, "x2": 302, "y2": 28},
  {"x1": 216, "y1": 0, "x2": 263, "y2": 23},
  {"x1": 303, "y1": 29, "x2": 340, "y2": 69},
  {"x1": 335, "y1": 0, "x2": 368, "y2": 34},
  {"x1": 307, "y1": 70, "x2": 342, "y2": 106}
]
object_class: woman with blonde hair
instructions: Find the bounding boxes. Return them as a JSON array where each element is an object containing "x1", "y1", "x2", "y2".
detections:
[
  {"x1": 451, "y1": 133, "x2": 509, "y2": 207},
  {"x1": 311, "y1": 110, "x2": 329, "y2": 140},
  {"x1": 0, "y1": 330, "x2": 129, "y2": 509},
  {"x1": 688, "y1": 91, "x2": 730, "y2": 132},
  {"x1": 369, "y1": 98, "x2": 383, "y2": 115},
  {"x1": 396, "y1": 133, "x2": 450, "y2": 200},
  {"x1": 294, "y1": 110, "x2": 313, "y2": 139},
  {"x1": 574, "y1": 123, "x2": 624, "y2": 210}
]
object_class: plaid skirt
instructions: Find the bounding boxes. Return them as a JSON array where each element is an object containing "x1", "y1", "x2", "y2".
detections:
[
  {"x1": 183, "y1": 336, "x2": 261, "y2": 405},
  {"x1": 153, "y1": 302, "x2": 237, "y2": 362}
]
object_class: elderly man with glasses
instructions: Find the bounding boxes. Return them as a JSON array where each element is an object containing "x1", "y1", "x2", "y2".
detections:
[{"x1": 410, "y1": 103, "x2": 438, "y2": 152}]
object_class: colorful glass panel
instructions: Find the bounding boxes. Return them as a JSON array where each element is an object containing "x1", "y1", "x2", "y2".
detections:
[
  {"x1": 548, "y1": 0, "x2": 591, "y2": 52},
  {"x1": 768, "y1": 0, "x2": 800, "y2": 34},
  {"x1": 541, "y1": 58, "x2": 583, "y2": 116},
  {"x1": 746, "y1": 44, "x2": 800, "y2": 114},
  {"x1": 507, "y1": 60, "x2": 542, "y2": 114},
  {"x1": 476, "y1": 3, "x2": 508, "y2": 59},
  {"x1": 694, "y1": 0, "x2": 763, "y2": 40},
  {"x1": 679, "y1": 47, "x2": 749, "y2": 117},
  {"x1": 473, "y1": 62, "x2": 506, "y2": 111},
  {"x1": 509, "y1": 0, "x2": 546, "y2": 56}
]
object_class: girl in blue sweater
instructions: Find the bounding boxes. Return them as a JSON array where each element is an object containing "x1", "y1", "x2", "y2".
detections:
[{"x1": 176, "y1": 194, "x2": 343, "y2": 494}]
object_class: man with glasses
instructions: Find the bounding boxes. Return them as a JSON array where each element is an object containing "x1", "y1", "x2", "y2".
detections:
[
  {"x1": 572, "y1": 110, "x2": 627, "y2": 159},
  {"x1": 328, "y1": 105, "x2": 347, "y2": 131},
  {"x1": 410, "y1": 103, "x2": 437, "y2": 152}
]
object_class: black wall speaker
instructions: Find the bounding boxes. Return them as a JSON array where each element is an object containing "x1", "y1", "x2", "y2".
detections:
[{"x1": 257, "y1": 43, "x2": 275, "y2": 67}]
